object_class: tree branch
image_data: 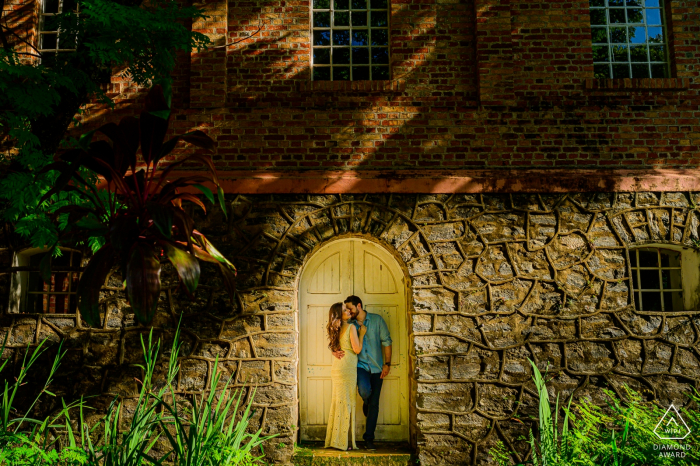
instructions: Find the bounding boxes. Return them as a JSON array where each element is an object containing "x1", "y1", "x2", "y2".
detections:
[
  {"x1": 0, "y1": 23, "x2": 42, "y2": 56},
  {"x1": 210, "y1": 20, "x2": 263, "y2": 49},
  {"x1": 0, "y1": 0, "x2": 12, "y2": 54}
]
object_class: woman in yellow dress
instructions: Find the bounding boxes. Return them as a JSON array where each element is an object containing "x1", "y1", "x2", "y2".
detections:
[{"x1": 324, "y1": 302, "x2": 367, "y2": 451}]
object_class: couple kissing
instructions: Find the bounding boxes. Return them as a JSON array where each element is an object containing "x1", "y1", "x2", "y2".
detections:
[{"x1": 324, "y1": 295, "x2": 392, "y2": 451}]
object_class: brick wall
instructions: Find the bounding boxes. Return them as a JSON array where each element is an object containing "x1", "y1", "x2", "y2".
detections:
[{"x1": 5, "y1": 0, "x2": 698, "y2": 170}]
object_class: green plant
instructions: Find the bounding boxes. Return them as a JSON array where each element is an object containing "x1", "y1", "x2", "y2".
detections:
[
  {"x1": 525, "y1": 359, "x2": 577, "y2": 466},
  {"x1": 37, "y1": 84, "x2": 237, "y2": 326}
]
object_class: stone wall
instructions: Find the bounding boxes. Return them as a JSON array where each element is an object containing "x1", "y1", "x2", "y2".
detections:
[{"x1": 2, "y1": 192, "x2": 700, "y2": 465}]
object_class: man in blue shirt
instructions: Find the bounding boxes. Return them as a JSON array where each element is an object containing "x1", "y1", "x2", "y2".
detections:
[{"x1": 332, "y1": 295, "x2": 392, "y2": 451}]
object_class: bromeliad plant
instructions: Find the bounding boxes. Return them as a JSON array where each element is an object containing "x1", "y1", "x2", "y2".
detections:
[{"x1": 37, "y1": 85, "x2": 236, "y2": 326}]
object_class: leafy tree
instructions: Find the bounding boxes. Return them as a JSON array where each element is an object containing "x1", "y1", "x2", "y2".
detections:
[
  {"x1": 0, "y1": 0, "x2": 210, "y2": 251},
  {"x1": 37, "y1": 85, "x2": 236, "y2": 326}
]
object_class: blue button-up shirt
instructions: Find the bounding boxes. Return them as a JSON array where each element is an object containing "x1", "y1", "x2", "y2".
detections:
[{"x1": 351, "y1": 312, "x2": 392, "y2": 374}]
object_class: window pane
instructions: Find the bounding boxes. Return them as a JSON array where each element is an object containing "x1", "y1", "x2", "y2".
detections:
[
  {"x1": 370, "y1": 11, "x2": 388, "y2": 27},
  {"x1": 638, "y1": 249, "x2": 659, "y2": 267},
  {"x1": 314, "y1": 12, "x2": 331, "y2": 28},
  {"x1": 372, "y1": 29, "x2": 388, "y2": 46},
  {"x1": 663, "y1": 291, "x2": 683, "y2": 312},
  {"x1": 353, "y1": 47, "x2": 369, "y2": 64},
  {"x1": 594, "y1": 64, "x2": 610, "y2": 78},
  {"x1": 314, "y1": 30, "x2": 331, "y2": 46},
  {"x1": 641, "y1": 291, "x2": 662, "y2": 311},
  {"x1": 41, "y1": 33, "x2": 58, "y2": 50},
  {"x1": 314, "y1": 0, "x2": 330, "y2": 8},
  {"x1": 334, "y1": 48, "x2": 350, "y2": 64},
  {"x1": 352, "y1": 12, "x2": 368, "y2": 26},
  {"x1": 333, "y1": 67, "x2": 350, "y2": 81},
  {"x1": 43, "y1": 0, "x2": 59, "y2": 13},
  {"x1": 372, "y1": 65, "x2": 389, "y2": 80},
  {"x1": 646, "y1": 0, "x2": 660, "y2": 6},
  {"x1": 592, "y1": 27, "x2": 608, "y2": 43},
  {"x1": 648, "y1": 27, "x2": 663, "y2": 43},
  {"x1": 314, "y1": 67, "x2": 331, "y2": 81},
  {"x1": 661, "y1": 269, "x2": 682, "y2": 289},
  {"x1": 632, "y1": 270, "x2": 639, "y2": 289},
  {"x1": 626, "y1": 0, "x2": 642, "y2": 6},
  {"x1": 660, "y1": 250, "x2": 680, "y2": 267},
  {"x1": 631, "y1": 63, "x2": 649, "y2": 78},
  {"x1": 610, "y1": 27, "x2": 627, "y2": 43},
  {"x1": 335, "y1": 0, "x2": 349, "y2": 9},
  {"x1": 352, "y1": 30, "x2": 369, "y2": 46},
  {"x1": 640, "y1": 269, "x2": 660, "y2": 289},
  {"x1": 370, "y1": 0, "x2": 387, "y2": 8},
  {"x1": 371, "y1": 47, "x2": 389, "y2": 64},
  {"x1": 353, "y1": 66, "x2": 370, "y2": 80},
  {"x1": 334, "y1": 30, "x2": 350, "y2": 45},
  {"x1": 352, "y1": 0, "x2": 366, "y2": 9},
  {"x1": 649, "y1": 45, "x2": 665, "y2": 61},
  {"x1": 335, "y1": 11, "x2": 350, "y2": 26},
  {"x1": 630, "y1": 45, "x2": 648, "y2": 61},
  {"x1": 651, "y1": 63, "x2": 668, "y2": 77},
  {"x1": 590, "y1": 0, "x2": 605, "y2": 6},
  {"x1": 593, "y1": 45, "x2": 610, "y2": 62},
  {"x1": 590, "y1": 9, "x2": 607, "y2": 25},
  {"x1": 314, "y1": 48, "x2": 331, "y2": 64},
  {"x1": 629, "y1": 250, "x2": 637, "y2": 267},
  {"x1": 646, "y1": 9, "x2": 662, "y2": 25},
  {"x1": 610, "y1": 9, "x2": 626, "y2": 24},
  {"x1": 612, "y1": 45, "x2": 628, "y2": 62},
  {"x1": 626, "y1": 8, "x2": 643, "y2": 24},
  {"x1": 629, "y1": 26, "x2": 646, "y2": 43},
  {"x1": 609, "y1": 0, "x2": 624, "y2": 5}
]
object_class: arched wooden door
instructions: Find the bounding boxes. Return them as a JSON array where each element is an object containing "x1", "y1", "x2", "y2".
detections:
[{"x1": 299, "y1": 238, "x2": 409, "y2": 442}]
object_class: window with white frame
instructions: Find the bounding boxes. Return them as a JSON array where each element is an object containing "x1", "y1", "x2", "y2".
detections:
[
  {"x1": 589, "y1": 0, "x2": 670, "y2": 79},
  {"x1": 8, "y1": 248, "x2": 82, "y2": 314},
  {"x1": 39, "y1": 0, "x2": 79, "y2": 66},
  {"x1": 311, "y1": 0, "x2": 390, "y2": 81}
]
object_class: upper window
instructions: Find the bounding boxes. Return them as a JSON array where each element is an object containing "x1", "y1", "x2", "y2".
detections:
[
  {"x1": 630, "y1": 247, "x2": 683, "y2": 312},
  {"x1": 39, "y1": 0, "x2": 79, "y2": 66},
  {"x1": 8, "y1": 248, "x2": 82, "y2": 314},
  {"x1": 311, "y1": 0, "x2": 390, "y2": 81},
  {"x1": 590, "y1": 0, "x2": 670, "y2": 79}
]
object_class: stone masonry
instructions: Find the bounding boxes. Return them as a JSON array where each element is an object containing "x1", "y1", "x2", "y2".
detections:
[{"x1": 2, "y1": 192, "x2": 700, "y2": 465}]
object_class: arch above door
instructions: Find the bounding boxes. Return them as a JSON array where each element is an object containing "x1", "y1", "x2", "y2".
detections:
[{"x1": 298, "y1": 238, "x2": 409, "y2": 442}]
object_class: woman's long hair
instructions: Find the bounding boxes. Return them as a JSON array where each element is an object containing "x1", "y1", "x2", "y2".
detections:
[{"x1": 326, "y1": 302, "x2": 344, "y2": 352}]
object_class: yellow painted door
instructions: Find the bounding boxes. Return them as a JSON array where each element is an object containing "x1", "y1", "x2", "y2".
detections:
[{"x1": 299, "y1": 239, "x2": 409, "y2": 442}]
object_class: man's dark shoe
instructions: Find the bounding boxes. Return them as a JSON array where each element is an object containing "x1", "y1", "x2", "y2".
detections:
[
  {"x1": 365, "y1": 440, "x2": 377, "y2": 451},
  {"x1": 362, "y1": 402, "x2": 369, "y2": 417}
]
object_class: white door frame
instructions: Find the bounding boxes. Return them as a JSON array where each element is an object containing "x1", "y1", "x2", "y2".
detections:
[{"x1": 296, "y1": 236, "x2": 411, "y2": 443}]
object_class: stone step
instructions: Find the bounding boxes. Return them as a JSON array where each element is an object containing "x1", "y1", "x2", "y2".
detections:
[{"x1": 292, "y1": 442, "x2": 414, "y2": 466}]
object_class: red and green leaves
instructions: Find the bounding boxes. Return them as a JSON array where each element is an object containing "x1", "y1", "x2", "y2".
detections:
[
  {"x1": 77, "y1": 245, "x2": 116, "y2": 327},
  {"x1": 126, "y1": 242, "x2": 162, "y2": 325},
  {"x1": 38, "y1": 85, "x2": 236, "y2": 326}
]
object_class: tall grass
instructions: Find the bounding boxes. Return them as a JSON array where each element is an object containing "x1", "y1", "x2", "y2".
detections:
[
  {"x1": 0, "y1": 322, "x2": 275, "y2": 465},
  {"x1": 491, "y1": 358, "x2": 700, "y2": 466}
]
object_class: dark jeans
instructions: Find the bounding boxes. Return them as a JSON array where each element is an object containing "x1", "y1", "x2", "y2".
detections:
[{"x1": 357, "y1": 367, "x2": 383, "y2": 441}]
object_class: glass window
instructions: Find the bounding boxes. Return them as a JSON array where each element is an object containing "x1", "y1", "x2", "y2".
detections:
[
  {"x1": 15, "y1": 250, "x2": 81, "y2": 314},
  {"x1": 630, "y1": 247, "x2": 682, "y2": 312},
  {"x1": 590, "y1": 0, "x2": 670, "y2": 79},
  {"x1": 312, "y1": 0, "x2": 390, "y2": 81},
  {"x1": 39, "y1": 0, "x2": 79, "y2": 65}
]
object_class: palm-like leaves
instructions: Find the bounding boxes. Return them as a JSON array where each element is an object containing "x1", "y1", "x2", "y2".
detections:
[{"x1": 40, "y1": 85, "x2": 236, "y2": 326}]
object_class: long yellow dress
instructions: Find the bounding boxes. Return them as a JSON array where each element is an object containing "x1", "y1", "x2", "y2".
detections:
[{"x1": 324, "y1": 324, "x2": 358, "y2": 450}]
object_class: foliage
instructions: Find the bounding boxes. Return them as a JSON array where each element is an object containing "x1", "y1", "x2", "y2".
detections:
[
  {"x1": 0, "y1": 0, "x2": 211, "y2": 254},
  {"x1": 490, "y1": 359, "x2": 700, "y2": 466},
  {"x1": 0, "y1": 322, "x2": 274, "y2": 465},
  {"x1": 36, "y1": 85, "x2": 236, "y2": 326}
]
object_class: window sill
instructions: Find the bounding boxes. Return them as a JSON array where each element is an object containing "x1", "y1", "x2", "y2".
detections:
[
  {"x1": 298, "y1": 80, "x2": 406, "y2": 93},
  {"x1": 585, "y1": 78, "x2": 689, "y2": 92}
]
